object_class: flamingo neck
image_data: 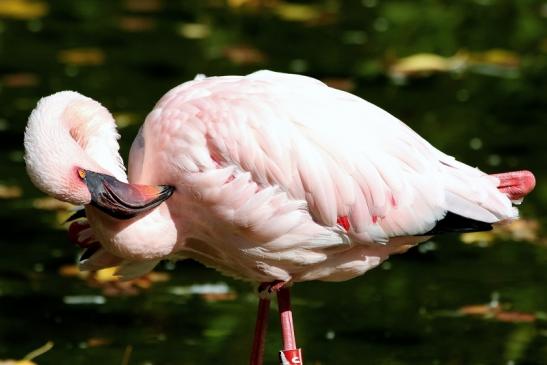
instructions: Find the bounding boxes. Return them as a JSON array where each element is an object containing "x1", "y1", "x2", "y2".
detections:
[
  {"x1": 86, "y1": 203, "x2": 178, "y2": 260},
  {"x1": 24, "y1": 91, "x2": 126, "y2": 204}
]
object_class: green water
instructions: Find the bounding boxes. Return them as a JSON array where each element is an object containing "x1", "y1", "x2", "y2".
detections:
[{"x1": 0, "y1": 1, "x2": 546, "y2": 364}]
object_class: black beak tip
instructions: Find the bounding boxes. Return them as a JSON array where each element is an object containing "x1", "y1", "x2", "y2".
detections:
[{"x1": 81, "y1": 169, "x2": 175, "y2": 220}]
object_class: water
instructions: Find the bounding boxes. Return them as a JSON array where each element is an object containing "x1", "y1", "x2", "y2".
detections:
[{"x1": 0, "y1": 1, "x2": 546, "y2": 364}]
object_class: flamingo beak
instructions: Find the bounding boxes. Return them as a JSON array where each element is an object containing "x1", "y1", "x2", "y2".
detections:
[{"x1": 78, "y1": 169, "x2": 174, "y2": 219}]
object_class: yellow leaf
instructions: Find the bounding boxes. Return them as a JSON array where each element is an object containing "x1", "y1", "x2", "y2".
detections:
[
  {"x1": 0, "y1": 341, "x2": 54, "y2": 364},
  {"x1": 32, "y1": 197, "x2": 74, "y2": 211},
  {"x1": 223, "y1": 44, "x2": 266, "y2": 65},
  {"x1": 470, "y1": 49, "x2": 520, "y2": 68},
  {"x1": 275, "y1": 3, "x2": 323, "y2": 22},
  {"x1": 461, "y1": 218, "x2": 540, "y2": 245},
  {"x1": 389, "y1": 53, "x2": 454, "y2": 77},
  {"x1": 0, "y1": 184, "x2": 22, "y2": 199},
  {"x1": 147, "y1": 271, "x2": 170, "y2": 282},
  {"x1": 227, "y1": 0, "x2": 279, "y2": 9},
  {"x1": 460, "y1": 231, "x2": 495, "y2": 245},
  {"x1": 495, "y1": 219, "x2": 539, "y2": 242},
  {"x1": 23, "y1": 341, "x2": 53, "y2": 362},
  {"x1": 94, "y1": 267, "x2": 119, "y2": 282},
  {"x1": 177, "y1": 23, "x2": 210, "y2": 39},
  {"x1": 58, "y1": 264, "x2": 88, "y2": 279},
  {"x1": 114, "y1": 112, "x2": 141, "y2": 128},
  {"x1": 58, "y1": 48, "x2": 105, "y2": 66},
  {"x1": 0, "y1": 0, "x2": 48, "y2": 20},
  {"x1": 227, "y1": 0, "x2": 249, "y2": 7}
]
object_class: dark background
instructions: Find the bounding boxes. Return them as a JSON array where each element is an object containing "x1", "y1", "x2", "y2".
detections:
[{"x1": 0, "y1": 1, "x2": 545, "y2": 364}]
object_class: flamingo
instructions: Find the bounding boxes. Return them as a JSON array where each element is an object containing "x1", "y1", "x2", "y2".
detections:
[{"x1": 24, "y1": 70, "x2": 535, "y2": 365}]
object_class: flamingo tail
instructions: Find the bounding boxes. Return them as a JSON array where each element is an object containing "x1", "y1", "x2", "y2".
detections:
[
  {"x1": 491, "y1": 170, "x2": 536, "y2": 203},
  {"x1": 423, "y1": 170, "x2": 536, "y2": 235}
]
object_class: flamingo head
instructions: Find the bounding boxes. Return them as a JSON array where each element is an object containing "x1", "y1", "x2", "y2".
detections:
[{"x1": 24, "y1": 91, "x2": 173, "y2": 219}]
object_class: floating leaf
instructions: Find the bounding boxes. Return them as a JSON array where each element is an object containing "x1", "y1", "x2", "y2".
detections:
[
  {"x1": 1, "y1": 73, "x2": 39, "y2": 88},
  {"x1": 0, "y1": 184, "x2": 22, "y2": 199},
  {"x1": 0, "y1": 341, "x2": 53, "y2": 365},
  {"x1": 32, "y1": 197, "x2": 74, "y2": 211},
  {"x1": 58, "y1": 264, "x2": 87, "y2": 278},
  {"x1": 201, "y1": 292, "x2": 237, "y2": 302},
  {"x1": 79, "y1": 267, "x2": 172, "y2": 297},
  {"x1": 388, "y1": 53, "x2": 459, "y2": 78},
  {"x1": 226, "y1": 0, "x2": 266, "y2": 8},
  {"x1": 118, "y1": 16, "x2": 156, "y2": 32},
  {"x1": 495, "y1": 219, "x2": 540, "y2": 242},
  {"x1": 467, "y1": 49, "x2": 520, "y2": 68},
  {"x1": 460, "y1": 231, "x2": 495, "y2": 246},
  {"x1": 495, "y1": 311, "x2": 536, "y2": 323},
  {"x1": 321, "y1": 78, "x2": 355, "y2": 92},
  {"x1": 114, "y1": 112, "x2": 141, "y2": 128},
  {"x1": 223, "y1": 44, "x2": 266, "y2": 65},
  {"x1": 123, "y1": 0, "x2": 163, "y2": 12},
  {"x1": 177, "y1": 23, "x2": 210, "y2": 39},
  {"x1": 227, "y1": 0, "x2": 247, "y2": 7},
  {"x1": 274, "y1": 2, "x2": 334, "y2": 24},
  {"x1": 30, "y1": 199, "x2": 80, "y2": 226},
  {"x1": 461, "y1": 218, "x2": 541, "y2": 246},
  {"x1": 58, "y1": 48, "x2": 105, "y2": 66},
  {"x1": 388, "y1": 49, "x2": 520, "y2": 80},
  {"x1": 121, "y1": 346, "x2": 132, "y2": 365},
  {"x1": 0, "y1": 0, "x2": 48, "y2": 20},
  {"x1": 146, "y1": 271, "x2": 170, "y2": 283},
  {"x1": 459, "y1": 303, "x2": 537, "y2": 323},
  {"x1": 94, "y1": 267, "x2": 119, "y2": 283},
  {"x1": 459, "y1": 304, "x2": 494, "y2": 316},
  {"x1": 86, "y1": 337, "x2": 112, "y2": 348}
]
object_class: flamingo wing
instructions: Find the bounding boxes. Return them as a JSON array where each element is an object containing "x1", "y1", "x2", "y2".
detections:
[{"x1": 138, "y1": 71, "x2": 516, "y2": 247}]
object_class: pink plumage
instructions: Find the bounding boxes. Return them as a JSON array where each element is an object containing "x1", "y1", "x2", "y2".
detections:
[
  {"x1": 492, "y1": 170, "x2": 536, "y2": 201},
  {"x1": 24, "y1": 70, "x2": 536, "y2": 284},
  {"x1": 24, "y1": 70, "x2": 536, "y2": 364}
]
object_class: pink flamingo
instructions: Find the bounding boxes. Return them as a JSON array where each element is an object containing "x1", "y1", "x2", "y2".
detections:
[{"x1": 24, "y1": 71, "x2": 535, "y2": 365}]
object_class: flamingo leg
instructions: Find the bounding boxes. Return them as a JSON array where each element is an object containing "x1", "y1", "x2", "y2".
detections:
[
  {"x1": 249, "y1": 296, "x2": 271, "y2": 365},
  {"x1": 277, "y1": 287, "x2": 303, "y2": 365}
]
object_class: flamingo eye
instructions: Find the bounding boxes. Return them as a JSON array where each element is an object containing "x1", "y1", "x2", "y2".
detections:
[{"x1": 77, "y1": 168, "x2": 86, "y2": 179}]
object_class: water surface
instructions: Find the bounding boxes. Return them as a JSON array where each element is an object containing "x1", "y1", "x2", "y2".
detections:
[{"x1": 0, "y1": 1, "x2": 545, "y2": 364}]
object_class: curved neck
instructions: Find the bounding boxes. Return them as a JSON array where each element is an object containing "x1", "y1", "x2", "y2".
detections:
[
  {"x1": 86, "y1": 203, "x2": 178, "y2": 260},
  {"x1": 24, "y1": 91, "x2": 126, "y2": 204},
  {"x1": 63, "y1": 98, "x2": 126, "y2": 181}
]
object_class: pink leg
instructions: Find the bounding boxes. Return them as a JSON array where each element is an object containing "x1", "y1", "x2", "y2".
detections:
[
  {"x1": 249, "y1": 296, "x2": 270, "y2": 365},
  {"x1": 277, "y1": 287, "x2": 296, "y2": 350},
  {"x1": 277, "y1": 287, "x2": 303, "y2": 365}
]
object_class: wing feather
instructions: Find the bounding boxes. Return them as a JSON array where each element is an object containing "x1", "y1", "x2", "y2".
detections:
[{"x1": 148, "y1": 71, "x2": 516, "y2": 246}]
